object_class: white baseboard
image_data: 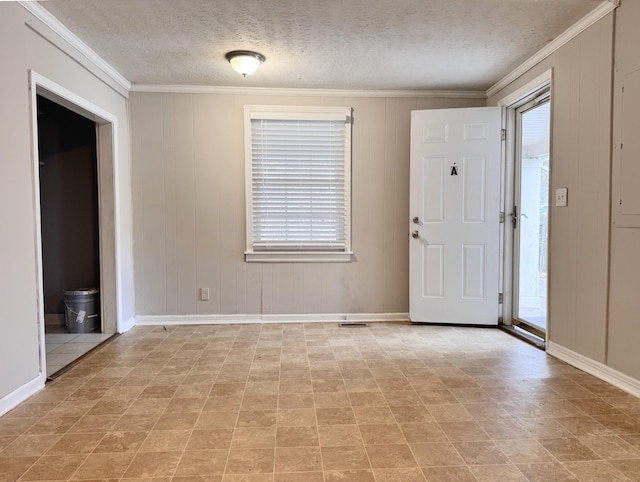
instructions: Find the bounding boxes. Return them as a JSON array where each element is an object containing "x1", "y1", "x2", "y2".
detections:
[
  {"x1": 118, "y1": 316, "x2": 136, "y2": 334},
  {"x1": 135, "y1": 312, "x2": 410, "y2": 326},
  {"x1": 0, "y1": 374, "x2": 46, "y2": 417},
  {"x1": 547, "y1": 341, "x2": 640, "y2": 398}
]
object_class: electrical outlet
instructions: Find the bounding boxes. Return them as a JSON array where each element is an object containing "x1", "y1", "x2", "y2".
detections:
[
  {"x1": 200, "y1": 287, "x2": 210, "y2": 301},
  {"x1": 555, "y1": 187, "x2": 568, "y2": 207}
]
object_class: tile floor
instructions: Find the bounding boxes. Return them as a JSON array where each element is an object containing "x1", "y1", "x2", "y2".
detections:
[
  {"x1": 1, "y1": 322, "x2": 639, "y2": 481},
  {"x1": 45, "y1": 326, "x2": 115, "y2": 377}
]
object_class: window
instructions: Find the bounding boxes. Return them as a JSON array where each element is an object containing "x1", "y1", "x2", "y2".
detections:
[{"x1": 244, "y1": 105, "x2": 352, "y2": 262}]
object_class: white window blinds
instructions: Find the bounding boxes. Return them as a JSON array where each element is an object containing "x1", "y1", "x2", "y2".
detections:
[{"x1": 245, "y1": 106, "x2": 352, "y2": 260}]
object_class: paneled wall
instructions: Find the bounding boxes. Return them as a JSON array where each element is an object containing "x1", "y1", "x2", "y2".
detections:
[
  {"x1": 608, "y1": 0, "x2": 640, "y2": 380},
  {"x1": 131, "y1": 93, "x2": 483, "y2": 316},
  {"x1": 488, "y1": 14, "x2": 614, "y2": 363}
]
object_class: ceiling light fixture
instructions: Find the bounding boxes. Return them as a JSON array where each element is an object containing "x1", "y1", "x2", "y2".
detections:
[{"x1": 225, "y1": 50, "x2": 266, "y2": 77}]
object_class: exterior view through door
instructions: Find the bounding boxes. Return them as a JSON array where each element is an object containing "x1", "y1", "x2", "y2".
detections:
[
  {"x1": 409, "y1": 107, "x2": 501, "y2": 325},
  {"x1": 513, "y1": 96, "x2": 551, "y2": 336}
]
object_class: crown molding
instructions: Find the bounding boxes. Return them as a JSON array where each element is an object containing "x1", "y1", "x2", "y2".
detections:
[
  {"x1": 486, "y1": 0, "x2": 619, "y2": 99},
  {"x1": 130, "y1": 84, "x2": 487, "y2": 99},
  {"x1": 18, "y1": 1, "x2": 131, "y2": 94}
]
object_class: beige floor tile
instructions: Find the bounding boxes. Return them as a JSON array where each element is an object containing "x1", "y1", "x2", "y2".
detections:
[
  {"x1": 453, "y1": 440, "x2": 510, "y2": 465},
  {"x1": 278, "y1": 393, "x2": 315, "y2": 409},
  {"x1": 516, "y1": 462, "x2": 579, "y2": 481},
  {"x1": 197, "y1": 410, "x2": 240, "y2": 429},
  {"x1": 353, "y1": 406, "x2": 396, "y2": 425},
  {"x1": 72, "y1": 452, "x2": 134, "y2": 479},
  {"x1": 371, "y1": 467, "x2": 426, "y2": 481},
  {"x1": 124, "y1": 452, "x2": 182, "y2": 478},
  {"x1": 126, "y1": 398, "x2": 170, "y2": 415},
  {"x1": 139, "y1": 429, "x2": 191, "y2": 452},
  {"x1": 359, "y1": 424, "x2": 405, "y2": 445},
  {"x1": 275, "y1": 446, "x2": 322, "y2": 472},
  {"x1": 0, "y1": 433, "x2": 61, "y2": 457},
  {"x1": 232, "y1": 427, "x2": 276, "y2": 449},
  {"x1": 578, "y1": 434, "x2": 640, "y2": 459},
  {"x1": 366, "y1": 443, "x2": 418, "y2": 468},
  {"x1": 23, "y1": 453, "x2": 82, "y2": 481},
  {"x1": 236, "y1": 410, "x2": 276, "y2": 429},
  {"x1": 92, "y1": 430, "x2": 147, "y2": 453},
  {"x1": 69, "y1": 414, "x2": 120, "y2": 433},
  {"x1": 318, "y1": 425, "x2": 363, "y2": 446},
  {"x1": 186, "y1": 429, "x2": 234, "y2": 450},
  {"x1": 2, "y1": 323, "x2": 640, "y2": 482},
  {"x1": 114, "y1": 413, "x2": 159, "y2": 431},
  {"x1": 438, "y1": 420, "x2": 490, "y2": 442},
  {"x1": 226, "y1": 448, "x2": 274, "y2": 474},
  {"x1": 421, "y1": 466, "x2": 477, "y2": 482},
  {"x1": 26, "y1": 415, "x2": 80, "y2": 435},
  {"x1": 274, "y1": 471, "x2": 324, "y2": 481},
  {"x1": 562, "y1": 460, "x2": 630, "y2": 481},
  {"x1": 316, "y1": 407, "x2": 356, "y2": 425},
  {"x1": 323, "y1": 469, "x2": 376, "y2": 481},
  {"x1": 276, "y1": 425, "x2": 319, "y2": 447},
  {"x1": 390, "y1": 405, "x2": 433, "y2": 424},
  {"x1": 538, "y1": 437, "x2": 601, "y2": 462},
  {"x1": 608, "y1": 459, "x2": 640, "y2": 481},
  {"x1": 277, "y1": 408, "x2": 316, "y2": 426},
  {"x1": 399, "y1": 422, "x2": 449, "y2": 444},
  {"x1": 0, "y1": 456, "x2": 40, "y2": 480},
  {"x1": 312, "y1": 392, "x2": 351, "y2": 408},
  {"x1": 174, "y1": 449, "x2": 228, "y2": 476},
  {"x1": 410, "y1": 442, "x2": 465, "y2": 467},
  {"x1": 470, "y1": 464, "x2": 528, "y2": 481},
  {"x1": 494, "y1": 438, "x2": 555, "y2": 464},
  {"x1": 321, "y1": 445, "x2": 370, "y2": 470}
]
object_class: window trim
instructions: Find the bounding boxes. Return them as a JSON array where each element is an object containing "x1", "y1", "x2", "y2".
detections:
[{"x1": 243, "y1": 105, "x2": 353, "y2": 263}]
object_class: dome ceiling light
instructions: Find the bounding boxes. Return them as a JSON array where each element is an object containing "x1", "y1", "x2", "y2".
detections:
[{"x1": 225, "y1": 50, "x2": 266, "y2": 77}]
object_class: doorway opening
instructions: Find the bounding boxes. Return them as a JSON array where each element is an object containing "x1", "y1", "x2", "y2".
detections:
[
  {"x1": 499, "y1": 71, "x2": 552, "y2": 345},
  {"x1": 37, "y1": 96, "x2": 113, "y2": 376},
  {"x1": 513, "y1": 95, "x2": 550, "y2": 338},
  {"x1": 30, "y1": 71, "x2": 124, "y2": 381}
]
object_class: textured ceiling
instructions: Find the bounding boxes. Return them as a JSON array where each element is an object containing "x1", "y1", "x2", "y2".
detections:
[{"x1": 38, "y1": 0, "x2": 605, "y2": 91}]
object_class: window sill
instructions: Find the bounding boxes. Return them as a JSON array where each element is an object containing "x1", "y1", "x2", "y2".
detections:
[{"x1": 245, "y1": 251, "x2": 353, "y2": 263}]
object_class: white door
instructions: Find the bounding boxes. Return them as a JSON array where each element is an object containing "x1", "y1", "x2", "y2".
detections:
[{"x1": 410, "y1": 107, "x2": 502, "y2": 325}]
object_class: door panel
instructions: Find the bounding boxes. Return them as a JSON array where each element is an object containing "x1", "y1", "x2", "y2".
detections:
[
  {"x1": 410, "y1": 107, "x2": 501, "y2": 325},
  {"x1": 462, "y1": 157, "x2": 487, "y2": 223},
  {"x1": 424, "y1": 158, "x2": 445, "y2": 222},
  {"x1": 423, "y1": 244, "x2": 444, "y2": 298}
]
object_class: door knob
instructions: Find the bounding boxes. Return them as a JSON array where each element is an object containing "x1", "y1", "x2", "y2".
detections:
[
  {"x1": 412, "y1": 217, "x2": 420, "y2": 224},
  {"x1": 411, "y1": 230, "x2": 420, "y2": 239}
]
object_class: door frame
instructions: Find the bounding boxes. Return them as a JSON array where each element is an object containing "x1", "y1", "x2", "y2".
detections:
[
  {"x1": 28, "y1": 71, "x2": 123, "y2": 378},
  {"x1": 497, "y1": 68, "x2": 553, "y2": 344}
]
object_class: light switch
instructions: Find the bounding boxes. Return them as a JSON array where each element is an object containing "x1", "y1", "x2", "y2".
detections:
[{"x1": 555, "y1": 187, "x2": 568, "y2": 207}]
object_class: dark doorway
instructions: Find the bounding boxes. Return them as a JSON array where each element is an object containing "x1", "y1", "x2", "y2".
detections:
[{"x1": 37, "y1": 95, "x2": 109, "y2": 375}]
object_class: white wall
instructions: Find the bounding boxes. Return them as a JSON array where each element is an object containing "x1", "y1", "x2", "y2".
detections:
[
  {"x1": 0, "y1": 3, "x2": 133, "y2": 402},
  {"x1": 130, "y1": 93, "x2": 483, "y2": 318}
]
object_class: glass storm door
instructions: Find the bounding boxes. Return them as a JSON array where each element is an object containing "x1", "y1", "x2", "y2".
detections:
[{"x1": 513, "y1": 96, "x2": 550, "y2": 337}]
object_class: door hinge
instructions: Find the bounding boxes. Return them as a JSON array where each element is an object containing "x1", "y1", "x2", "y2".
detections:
[
  {"x1": 499, "y1": 212, "x2": 505, "y2": 223},
  {"x1": 498, "y1": 293, "x2": 503, "y2": 304},
  {"x1": 501, "y1": 129, "x2": 506, "y2": 141}
]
